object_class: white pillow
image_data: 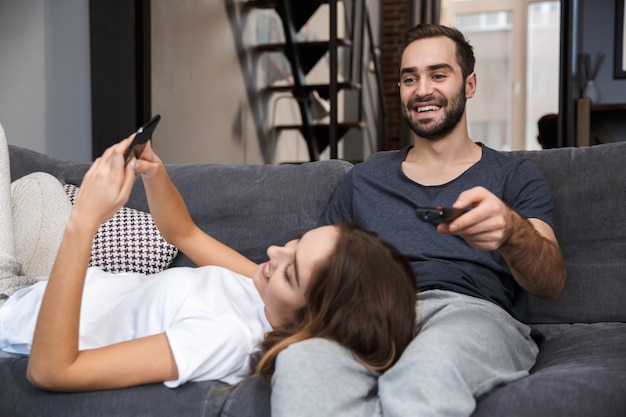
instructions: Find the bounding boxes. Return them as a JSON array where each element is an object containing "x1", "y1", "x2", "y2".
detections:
[{"x1": 64, "y1": 184, "x2": 178, "y2": 274}]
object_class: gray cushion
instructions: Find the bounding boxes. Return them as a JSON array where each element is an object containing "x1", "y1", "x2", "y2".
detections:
[
  {"x1": 159, "y1": 160, "x2": 353, "y2": 266},
  {"x1": 509, "y1": 143, "x2": 626, "y2": 324},
  {"x1": 9, "y1": 145, "x2": 91, "y2": 183},
  {"x1": 0, "y1": 357, "x2": 231, "y2": 417},
  {"x1": 472, "y1": 322, "x2": 626, "y2": 417},
  {"x1": 221, "y1": 375, "x2": 271, "y2": 417},
  {"x1": 9, "y1": 145, "x2": 353, "y2": 267}
]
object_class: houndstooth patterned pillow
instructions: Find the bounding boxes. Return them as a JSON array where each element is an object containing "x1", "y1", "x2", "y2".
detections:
[{"x1": 64, "y1": 184, "x2": 178, "y2": 274}]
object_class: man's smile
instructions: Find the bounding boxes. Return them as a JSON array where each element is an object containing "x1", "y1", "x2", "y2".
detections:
[{"x1": 416, "y1": 105, "x2": 441, "y2": 113}]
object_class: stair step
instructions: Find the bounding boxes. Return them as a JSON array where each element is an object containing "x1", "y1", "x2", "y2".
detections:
[
  {"x1": 275, "y1": 120, "x2": 363, "y2": 127},
  {"x1": 246, "y1": 0, "x2": 330, "y2": 8},
  {"x1": 256, "y1": 39, "x2": 351, "y2": 75},
  {"x1": 245, "y1": 0, "x2": 277, "y2": 9},
  {"x1": 265, "y1": 81, "x2": 360, "y2": 99},
  {"x1": 246, "y1": 1, "x2": 331, "y2": 32},
  {"x1": 255, "y1": 39, "x2": 351, "y2": 52}
]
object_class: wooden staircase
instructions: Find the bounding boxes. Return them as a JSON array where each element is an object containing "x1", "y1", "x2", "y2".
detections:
[{"x1": 244, "y1": 0, "x2": 385, "y2": 162}]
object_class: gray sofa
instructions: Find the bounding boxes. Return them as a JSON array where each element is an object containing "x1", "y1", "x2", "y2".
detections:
[{"x1": 2, "y1": 142, "x2": 626, "y2": 417}]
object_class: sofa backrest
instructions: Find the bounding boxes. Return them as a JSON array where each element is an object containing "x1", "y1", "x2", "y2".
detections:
[
  {"x1": 9, "y1": 144, "x2": 353, "y2": 269},
  {"x1": 12, "y1": 142, "x2": 626, "y2": 325},
  {"x1": 152, "y1": 160, "x2": 354, "y2": 267},
  {"x1": 9, "y1": 145, "x2": 91, "y2": 182},
  {"x1": 509, "y1": 142, "x2": 626, "y2": 324}
]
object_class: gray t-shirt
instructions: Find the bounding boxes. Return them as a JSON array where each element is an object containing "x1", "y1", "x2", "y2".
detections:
[{"x1": 320, "y1": 144, "x2": 555, "y2": 318}]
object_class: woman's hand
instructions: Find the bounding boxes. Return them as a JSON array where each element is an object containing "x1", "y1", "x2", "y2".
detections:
[
  {"x1": 70, "y1": 137, "x2": 137, "y2": 231},
  {"x1": 28, "y1": 136, "x2": 180, "y2": 392},
  {"x1": 129, "y1": 140, "x2": 164, "y2": 179}
]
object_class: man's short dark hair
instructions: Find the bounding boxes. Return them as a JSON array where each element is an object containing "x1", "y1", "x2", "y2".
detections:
[{"x1": 398, "y1": 23, "x2": 476, "y2": 80}]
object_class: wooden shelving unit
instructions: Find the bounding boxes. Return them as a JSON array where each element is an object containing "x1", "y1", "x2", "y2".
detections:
[{"x1": 575, "y1": 99, "x2": 626, "y2": 146}]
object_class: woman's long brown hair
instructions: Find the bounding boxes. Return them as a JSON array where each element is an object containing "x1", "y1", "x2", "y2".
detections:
[{"x1": 256, "y1": 223, "x2": 417, "y2": 378}]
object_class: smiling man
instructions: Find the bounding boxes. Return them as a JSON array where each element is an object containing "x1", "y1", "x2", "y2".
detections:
[
  {"x1": 271, "y1": 23, "x2": 567, "y2": 417},
  {"x1": 399, "y1": 40, "x2": 471, "y2": 141}
]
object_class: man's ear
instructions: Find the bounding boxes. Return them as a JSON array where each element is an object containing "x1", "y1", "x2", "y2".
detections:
[{"x1": 465, "y1": 72, "x2": 477, "y2": 99}]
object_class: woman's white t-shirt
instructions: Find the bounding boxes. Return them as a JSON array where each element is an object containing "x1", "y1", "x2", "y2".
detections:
[{"x1": 0, "y1": 266, "x2": 272, "y2": 387}]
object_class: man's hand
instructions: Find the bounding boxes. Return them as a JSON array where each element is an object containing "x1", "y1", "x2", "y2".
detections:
[
  {"x1": 438, "y1": 186, "x2": 566, "y2": 300},
  {"x1": 437, "y1": 186, "x2": 514, "y2": 251}
]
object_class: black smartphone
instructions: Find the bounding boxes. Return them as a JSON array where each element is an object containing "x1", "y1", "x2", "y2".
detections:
[
  {"x1": 124, "y1": 114, "x2": 161, "y2": 164},
  {"x1": 416, "y1": 206, "x2": 469, "y2": 225}
]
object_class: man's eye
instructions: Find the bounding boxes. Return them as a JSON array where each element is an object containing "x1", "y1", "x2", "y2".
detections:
[{"x1": 433, "y1": 74, "x2": 446, "y2": 80}]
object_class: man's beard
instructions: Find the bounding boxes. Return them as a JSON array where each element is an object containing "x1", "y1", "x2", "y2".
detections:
[{"x1": 401, "y1": 86, "x2": 467, "y2": 141}]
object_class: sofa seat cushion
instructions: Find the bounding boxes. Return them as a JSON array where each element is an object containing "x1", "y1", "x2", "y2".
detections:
[
  {"x1": 221, "y1": 375, "x2": 271, "y2": 417},
  {"x1": 472, "y1": 322, "x2": 626, "y2": 417},
  {"x1": 0, "y1": 357, "x2": 233, "y2": 417},
  {"x1": 219, "y1": 324, "x2": 626, "y2": 417}
]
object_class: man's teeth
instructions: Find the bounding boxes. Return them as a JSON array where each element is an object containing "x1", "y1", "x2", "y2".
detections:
[{"x1": 417, "y1": 105, "x2": 440, "y2": 112}]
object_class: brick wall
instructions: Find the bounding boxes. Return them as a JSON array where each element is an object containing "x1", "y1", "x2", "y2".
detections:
[{"x1": 380, "y1": 0, "x2": 408, "y2": 150}]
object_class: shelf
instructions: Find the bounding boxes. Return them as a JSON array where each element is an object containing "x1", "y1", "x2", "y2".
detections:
[
  {"x1": 590, "y1": 103, "x2": 626, "y2": 112},
  {"x1": 576, "y1": 99, "x2": 625, "y2": 146}
]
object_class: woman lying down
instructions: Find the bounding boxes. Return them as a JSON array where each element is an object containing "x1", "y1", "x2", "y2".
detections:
[{"x1": 0, "y1": 136, "x2": 417, "y2": 391}]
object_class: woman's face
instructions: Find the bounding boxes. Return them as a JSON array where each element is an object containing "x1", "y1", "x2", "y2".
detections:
[{"x1": 252, "y1": 225, "x2": 338, "y2": 328}]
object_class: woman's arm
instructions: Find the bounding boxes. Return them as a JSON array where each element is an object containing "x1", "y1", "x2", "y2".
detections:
[
  {"x1": 27, "y1": 139, "x2": 178, "y2": 391},
  {"x1": 133, "y1": 142, "x2": 257, "y2": 278}
]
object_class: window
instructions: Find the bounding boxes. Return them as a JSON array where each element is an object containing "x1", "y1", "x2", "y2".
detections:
[{"x1": 441, "y1": 0, "x2": 560, "y2": 150}]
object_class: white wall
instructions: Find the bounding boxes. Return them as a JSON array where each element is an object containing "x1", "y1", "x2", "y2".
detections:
[
  {"x1": 0, "y1": 1, "x2": 369, "y2": 164},
  {"x1": 0, "y1": 0, "x2": 261, "y2": 164},
  {"x1": 0, "y1": 0, "x2": 91, "y2": 161},
  {"x1": 151, "y1": 0, "x2": 262, "y2": 164}
]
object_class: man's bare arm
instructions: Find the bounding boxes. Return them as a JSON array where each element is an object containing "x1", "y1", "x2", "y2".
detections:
[{"x1": 499, "y1": 214, "x2": 566, "y2": 300}]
